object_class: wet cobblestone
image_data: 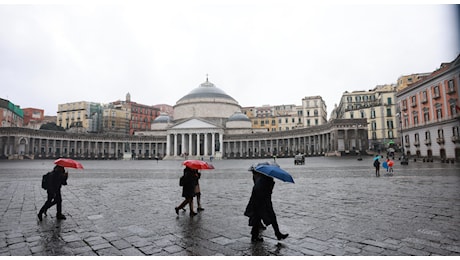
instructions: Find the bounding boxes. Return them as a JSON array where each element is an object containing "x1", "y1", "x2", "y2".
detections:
[{"x1": 0, "y1": 157, "x2": 459, "y2": 256}]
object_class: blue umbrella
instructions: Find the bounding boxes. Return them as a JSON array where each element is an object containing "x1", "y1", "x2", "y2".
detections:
[
  {"x1": 382, "y1": 161, "x2": 388, "y2": 169},
  {"x1": 248, "y1": 161, "x2": 279, "y2": 171},
  {"x1": 254, "y1": 164, "x2": 295, "y2": 183}
]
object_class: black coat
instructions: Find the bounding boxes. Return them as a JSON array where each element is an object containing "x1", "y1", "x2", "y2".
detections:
[
  {"x1": 244, "y1": 174, "x2": 277, "y2": 226},
  {"x1": 47, "y1": 169, "x2": 68, "y2": 193},
  {"x1": 181, "y1": 168, "x2": 198, "y2": 199}
]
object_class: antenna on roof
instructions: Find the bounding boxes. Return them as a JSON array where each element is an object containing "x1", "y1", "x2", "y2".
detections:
[{"x1": 206, "y1": 74, "x2": 209, "y2": 82}]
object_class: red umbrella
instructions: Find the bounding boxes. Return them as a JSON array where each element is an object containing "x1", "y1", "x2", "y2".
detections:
[
  {"x1": 54, "y1": 158, "x2": 84, "y2": 169},
  {"x1": 183, "y1": 160, "x2": 214, "y2": 170}
]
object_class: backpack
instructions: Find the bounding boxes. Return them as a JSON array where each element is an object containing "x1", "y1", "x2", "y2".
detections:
[
  {"x1": 373, "y1": 160, "x2": 380, "y2": 167},
  {"x1": 41, "y1": 172, "x2": 52, "y2": 190}
]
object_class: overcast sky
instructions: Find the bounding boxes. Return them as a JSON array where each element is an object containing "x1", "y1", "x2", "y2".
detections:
[{"x1": 0, "y1": 2, "x2": 459, "y2": 118}]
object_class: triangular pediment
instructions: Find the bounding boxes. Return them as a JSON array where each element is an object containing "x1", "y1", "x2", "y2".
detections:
[{"x1": 172, "y1": 118, "x2": 219, "y2": 129}]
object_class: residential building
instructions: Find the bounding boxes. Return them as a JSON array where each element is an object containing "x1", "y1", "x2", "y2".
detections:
[
  {"x1": 301, "y1": 96, "x2": 327, "y2": 127},
  {"x1": 334, "y1": 85, "x2": 398, "y2": 152},
  {"x1": 396, "y1": 54, "x2": 460, "y2": 161},
  {"x1": 396, "y1": 73, "x2": 431, "y2": 92},
  {"x1": 0, "y1": 98, "x2": 23, "y2": 127},
  {"x1": 110, "y1": 93, "x2": 160, "y2": 135},
  {"x1": 57, "y1": 101, "x2": 103, "y2": 133},
  {"x1": 102, "y1": 103, "x2": 131, "y2": 135},
  {"x1": 23, "y1": 108, "x2": 44, "y2": 129}
]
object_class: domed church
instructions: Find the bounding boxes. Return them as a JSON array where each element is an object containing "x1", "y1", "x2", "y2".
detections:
[{"x1": 147, "y1": 77, "x2": 254, "y2": 159}]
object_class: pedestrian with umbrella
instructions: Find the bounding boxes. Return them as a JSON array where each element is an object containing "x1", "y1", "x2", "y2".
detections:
[
  {"x1": 175, "y1": 166, "x2": 199, "y2": 217},
  {"x1": 38, "y1": 158, "x2": 83, "y2": 221},
  {"x1": 244, "y1": 162, "x2": 291, "y2": 242}
]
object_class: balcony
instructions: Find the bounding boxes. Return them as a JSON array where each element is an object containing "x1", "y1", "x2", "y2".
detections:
[
  {"x1": 452, "y1": 135, "x2": 460, "y2": 144},
  {"x1": 424, "y1": 139, "x2": 431, "y2": 146},
  {"x1": 414, "y1": 140, "x2": 420, "y2": 147},
  {"x1": 405, "y1": 142, "x2": 410, "y2": 147},
  {"x1": 401, "y1": 105, "x2": 408, "y2": 111},
  {"x1": 436, "y1": 138, "x2": 445, "y2": 144},
  {"x1": 421, "y1": 99, "x2": 427, "y2": 104},
  {"x1": 447, "y1": 87, "x2": 456, "y2": 94}
]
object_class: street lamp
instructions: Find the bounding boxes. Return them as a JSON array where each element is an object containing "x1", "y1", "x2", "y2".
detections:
[{"x1": 397, "y1": 112, "x2": 409, "y2": 165}]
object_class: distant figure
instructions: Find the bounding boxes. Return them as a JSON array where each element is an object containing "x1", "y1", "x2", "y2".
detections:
[
  {"x1": 373, "y1": 156, "x2": 381, "y2": 177},
  {"x1": 244, "y1": 171, "x2": 288, "y2": 242},
  {"x1": 175, "y1": 167, "x2": 198, "y2": 217},
  {"x1": 38, "y1": 165, "x2": 68, "y2": 221}
]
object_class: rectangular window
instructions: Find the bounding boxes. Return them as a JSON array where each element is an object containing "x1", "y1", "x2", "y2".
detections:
[
  {"x1": 424, "y1": 111, "x2": 430, "y2": 122},
  {"x1": 371, "y1": 110, "x2": 376, "y2": 119},
  {"x1": 388, "y1": 131, "x2": 394, "y2": 138},
  {"x1": 448, "y1": 79, "x2": 455, "y2": 93},
  {"x1": 436, "y1": 108, "x2": 442, "y2": 120},
  {"x1": 387, "y1": 97, "x2": 392, "y2": 105},
  {"x1": 422, "y1": 91, "x2": 427, "y2": 103},
  {"x1": 411, "y1": 95, "x2": 417, "y2": 107},
  {"x1": 433, "y1": 85, "x2": 440, "y2": 98},
  {"x1": 413, "y1": 115, "x2": 418, "y2": 125},
  {"x1": 387, "y1": 120, "x2": 394, "y2": 129},
  {"x1": 386, "y1": 108, "x2": 392, "y2": 117}
]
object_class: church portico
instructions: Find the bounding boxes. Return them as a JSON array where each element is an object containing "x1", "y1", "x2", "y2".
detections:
[{"x1": 166, "y1": 129, "x2": 224, "y2": 159}]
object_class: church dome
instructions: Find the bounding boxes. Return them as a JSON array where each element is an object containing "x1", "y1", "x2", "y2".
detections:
[
  {"x1": 152, "y1": 113, "x2": 171, "y2": 123},
  {"x1": 228, "y1": 111, "x2": 250, "y2": 122},
  {"x1": 173, "y1": 78, "x2": 241, "y2": 121},
  {"x1": 176, "y1": 78, "x2": 238, "y2": 105}
]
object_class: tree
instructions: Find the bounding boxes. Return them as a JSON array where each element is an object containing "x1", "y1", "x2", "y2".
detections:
[{"x1": 40, "y1": 122, "x2": 65, "y2": 132}]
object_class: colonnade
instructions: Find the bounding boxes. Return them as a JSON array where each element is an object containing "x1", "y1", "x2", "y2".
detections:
[
  {"x1": 0, "y1": 128, "x2": 166, "y2": 160},
  {"x1": 0, "y1": 119, "x2": 369, "y2": 160},
  {"x1": 166, "y1": 130, "x2": 223, "y2": 158}
]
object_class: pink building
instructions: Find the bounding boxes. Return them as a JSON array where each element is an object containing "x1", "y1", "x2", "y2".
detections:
[{"x1": 396, "y1": 54, "x2": 460, "y2": 161}]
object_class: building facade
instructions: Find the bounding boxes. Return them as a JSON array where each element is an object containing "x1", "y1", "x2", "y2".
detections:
[
  {"x1": 396, "y1": 55, "x2": 460, "y2": 161},
  {"x1": 333, "y1": 85, "x2": 398, "y2": 152},
  {"x1": 0, "y1": 98, "x2": 24, "y2": 127},
  {"x1": 23, "y1": 108, "x2": 45, "y2": 129},
  {"x1": 111, "y1": 93, "x2": 160, "y2": 135},
  {"x1": 57, "y1": 101, "x2": 103, "y2": 133}
]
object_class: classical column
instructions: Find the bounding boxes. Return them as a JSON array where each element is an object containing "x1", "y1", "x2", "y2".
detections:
[
  {"x1": 204, "y1": 132, "x2": 208, "y2": 156},
  {"x1": 219, "y1": 133, "x2": 223, "y2": 155},
  {"x1": 196, "y1": 133, "x2": 201, "y2": 157},
  {"x1": 211, "y1": 133, "x2": 216, "y2": 156},
  {"x1": 174, "y1": 134, "x2": 178, "y2": 156},
  {"x1": 181, "y1": 134, "x2": 185, "y2": 156},
  {"x1": 166, "y1": 134, "x2": 171, "y2": 156},
  {"x1": 189, "y1": 134, "x2": 193, "y2": 156}
]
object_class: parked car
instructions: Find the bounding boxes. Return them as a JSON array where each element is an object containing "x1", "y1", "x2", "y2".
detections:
[{"x1": 294, "y1": 154, "x2": 305, "y2": 165}]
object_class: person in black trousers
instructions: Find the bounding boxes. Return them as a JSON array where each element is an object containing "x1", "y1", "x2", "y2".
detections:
[
  {"x1": 38, "y1": 165, "x2": 68, "y2": 221},
  {"x1": 244, "y1": 171, "x2": 288, "y2": 242},
  {"x1": 175, "y1": 167, "x2": 198, "y2": 217}
]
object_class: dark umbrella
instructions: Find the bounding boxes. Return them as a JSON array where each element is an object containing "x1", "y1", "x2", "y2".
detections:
[
  {"x1": 183, "y1": 160, "x2": 215, "y2": 170},
  {"x1": 54, "y1": 158, "x2": 84, "y2": 169},
  {"x1": 254, "y1": 164, "x2": 294, "y2": 183}
]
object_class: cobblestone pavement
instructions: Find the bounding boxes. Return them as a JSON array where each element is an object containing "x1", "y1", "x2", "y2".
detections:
[{"x1": 0, "y1": 157, "x2": 459, "y2": 256}]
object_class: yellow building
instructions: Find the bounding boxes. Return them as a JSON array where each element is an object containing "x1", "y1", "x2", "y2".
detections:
[
  {"x1": 396, "y1": 73, "x2": 430, "y2": 92},
  {"x1": 102, "y1": 104, "x2": 131, "y2": 135},
  {"x1": 57, "y1": 101, "x2": 102, "y2": 133},
  {"x1": 334, "y1": 85, "x2": 398, "y2": 152}
]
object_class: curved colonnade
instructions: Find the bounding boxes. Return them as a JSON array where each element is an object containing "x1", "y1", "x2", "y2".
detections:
[{"x1": 0, "y1": 119, "x2": 368, "y2": 160}]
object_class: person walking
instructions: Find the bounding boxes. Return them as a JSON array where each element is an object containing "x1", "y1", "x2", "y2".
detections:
[
  {"x1": 175, "y1": 167, "x2": 198, "y2": 217},
  {"x1": 194, "y1": 170, "x2": 204, "y2": 212},
  {"x1": 374, "y1": 156, "x2": 381, "y2": 177},
  {"x1": 244, "y1": 171, "x2": 288, "y2": 242},
  {"x1": 38, "y1": 165, "x2": 68, "y2": 221}
]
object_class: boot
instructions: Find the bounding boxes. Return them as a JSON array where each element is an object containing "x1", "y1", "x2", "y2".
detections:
[
  {"x1": 275, "y1": 232, "x2": 289, "y2": 240},
  {"x1": 56, "y1": 213, "x2": 66, "y2": 220}
]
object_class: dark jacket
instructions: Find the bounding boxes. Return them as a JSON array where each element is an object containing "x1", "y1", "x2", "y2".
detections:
[
  {"x1": 244, "y1": 174, "x2": 277, "y2": 226},
  {"x1": 47, "y1": 167, "x2": 68, "y2": 193},
  {"x1": 181, "y1": 167, "x2": 198, "y2": 198}
]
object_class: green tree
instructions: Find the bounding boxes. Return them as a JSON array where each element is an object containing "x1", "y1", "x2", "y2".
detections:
[{"x1": 40, "y1": 122, "x2": 65, "y2": 132}]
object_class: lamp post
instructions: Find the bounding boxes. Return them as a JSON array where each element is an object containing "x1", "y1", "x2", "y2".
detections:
[{"x1": 397, "y1": 112, "x2": 409, "y2": 165}]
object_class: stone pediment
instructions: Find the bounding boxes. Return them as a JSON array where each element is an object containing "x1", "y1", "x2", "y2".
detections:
[{"x1": 172, "y1": 118, "x2": 219, "y2": 129}]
